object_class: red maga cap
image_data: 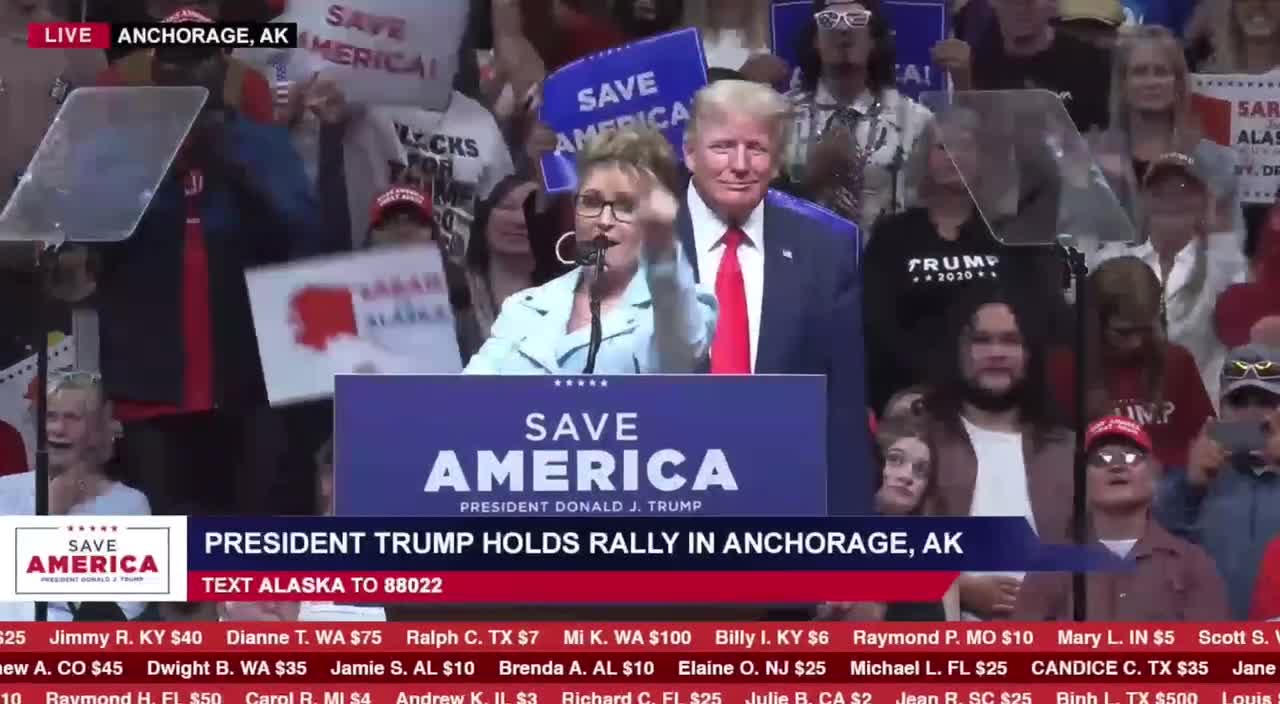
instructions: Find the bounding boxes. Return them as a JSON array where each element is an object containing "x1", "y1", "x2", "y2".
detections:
[
  {"x1": 1085, "y1": 415, "x2": 1153, "y2": 453},
  {"x1": 162, "y1": 8, "x2": 215, "y2": 23},
  {"x1": 369, "y1": 186, "x2": 433, "y2": 228}
]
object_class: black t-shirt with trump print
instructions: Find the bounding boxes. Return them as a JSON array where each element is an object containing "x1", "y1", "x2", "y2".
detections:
[{"x1": 864, "y1": 207, "x2": 1007, "y2": 410}]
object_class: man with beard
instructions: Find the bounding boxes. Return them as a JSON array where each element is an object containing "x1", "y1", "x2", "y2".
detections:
[
  {"x1": 1013, "y1": 416, "x2": 1228, "y2": 621},
  {"x1": 923, "y1": 286, "x2": 1073, "y2": 620}
]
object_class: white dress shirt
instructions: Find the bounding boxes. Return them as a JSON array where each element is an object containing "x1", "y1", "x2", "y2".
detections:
[{"x1": 687, "y1": 186, "x2": 766, "y2": 371}]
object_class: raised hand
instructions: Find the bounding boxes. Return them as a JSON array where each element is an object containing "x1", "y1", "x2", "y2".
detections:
[
  {"x1": 633, "y1": 168, "x2": 679, "y2": 257},
  {"x1": 930, "y1": 38, "x2": 973, "y2": 90},
  {"x1": 1187, "y1": 418, "x2": 1227, "y2": 488}
]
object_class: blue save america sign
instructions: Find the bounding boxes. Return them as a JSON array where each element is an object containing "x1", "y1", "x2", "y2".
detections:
[
  {"x1": 538, "y1": 28, "x2": 708, "y2": 193},
  {"x1": 770, "y1": 0, "x2": 948, "y2": 100},
  {"x1": 333, "y1": 375, "x2": 827, "y2": 517}
]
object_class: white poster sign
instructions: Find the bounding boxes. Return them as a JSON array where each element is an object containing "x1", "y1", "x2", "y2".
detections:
[
  {"x1": 275, "y1": 0, "x2": 469, "y2": 110},
  {"x1": 1191, "y1": 71, "x2": 1280, "y2": 203},
  {"x1": 246, "y1": 244, "x2": 463, "y2": 407}
]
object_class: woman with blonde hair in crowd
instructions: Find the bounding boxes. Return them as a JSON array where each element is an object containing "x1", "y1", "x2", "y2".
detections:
[
  {"x1": 1048, "y1": 256, "x2": 1215, "y2": 467},
  {"x1": 1091, "y1": 154, "x2": 1247, "y2": 401},
  {"x1": 1091, "y1": 25, "x2": 1241, "y2": 243},
  {"x1": 816, "y1": 416, "x2": 960, "y2": 621},
  {"x1": 1187, "y1": 0, "x2": 1280, "y2": 73}
]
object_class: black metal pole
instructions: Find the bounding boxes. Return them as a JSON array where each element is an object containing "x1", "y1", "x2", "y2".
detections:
[
  {"x1": 583, "y1": 244, "x2": 606, "y2": 374},
  {"x1": 33, "y1": 246, "x2": 52, "y2": 623},
  {"x1": 1061, "y1": 241, "x2": 1089, "y2": 622}
]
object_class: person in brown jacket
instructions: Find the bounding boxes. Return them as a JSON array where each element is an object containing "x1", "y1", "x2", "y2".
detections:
[
  {"x1": 1014, "y1": 415, "x2": 1229, "y2": 621},
  {"x1": 922, "y1": 285, "x2": 1075, "y2": 620}
]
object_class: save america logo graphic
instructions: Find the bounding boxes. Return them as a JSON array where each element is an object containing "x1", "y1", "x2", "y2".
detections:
[{"x1": 15, "y1": 521, "x2": 172, "y2": 596}]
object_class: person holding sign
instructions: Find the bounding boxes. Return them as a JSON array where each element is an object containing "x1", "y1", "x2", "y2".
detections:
[{"x1": 464, "y1": 125, "x2": 717, "y2": 374}]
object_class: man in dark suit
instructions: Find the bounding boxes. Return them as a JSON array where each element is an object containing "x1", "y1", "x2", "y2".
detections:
[{"x1": 678, "y1": 79, "x2": 872, "y2": 515}]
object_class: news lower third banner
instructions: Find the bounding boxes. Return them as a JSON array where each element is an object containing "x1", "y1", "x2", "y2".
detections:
[
  {"x1": 333, "y1": 375, "x2": 829, "y2": 518},
  {"x1": 0, "y1": 516, "x2": 1123, "y2": 604}
]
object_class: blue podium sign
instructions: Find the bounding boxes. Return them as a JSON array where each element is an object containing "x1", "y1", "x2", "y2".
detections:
[{"x1": 334, "y1": 375, "x2": 827, "y2": 517}]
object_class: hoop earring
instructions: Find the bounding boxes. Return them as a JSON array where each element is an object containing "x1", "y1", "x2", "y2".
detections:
[{"x1": 555, "y1": 232, "x2": 577, "y2": 266}]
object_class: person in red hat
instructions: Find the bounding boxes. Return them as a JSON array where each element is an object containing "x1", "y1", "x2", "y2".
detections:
[
  {"x1": 97, "y1": 3, "x2": 273, "y2": 124},
  {"x1": 1014, "y1": 415, "x2": 1228, "y2": 620}
]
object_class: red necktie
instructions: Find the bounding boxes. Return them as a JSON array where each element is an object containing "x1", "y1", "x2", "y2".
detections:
[{"x1": 711, "y1": 227, "x2": 751, "y2": 374}]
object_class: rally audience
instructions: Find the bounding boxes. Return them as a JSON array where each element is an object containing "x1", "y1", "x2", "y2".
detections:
[
  {"x1": 784, "y1": 0, "x2": 931, "y2": 230},
  {"x1": 1015, "y1": 416, "x2": 1229, "y2": 621},
  {"x1": 1195, "y1": 0, "x2": 1280, "y2": 73},
  {"x1": 1091, "y1": 153, "x2": 1247, "y2": 400},
  {"x1": 940, "y1": 0, "x2": 1112, "y2": 132},
  {"x1": 1092, "y1": 26, "x2": 1241, "y2": 238},
  {"x1": 1048, "y1": 256, "x2": 1215, "y2": 467},
  {"x1": 1156, "y1": 344, "x2": 1280, "y2": 618},
  {"x1": 9, "y1": 0, "x2": 1280, "y2": 623},
  {"x1": 0, "y1": 372, "x2": 150, "y2": 622},
  {"x1": 923, "y1": 286, "x2": 1074, "y2": 620},
  {"x1": 468, "y1": 177, "x2": 540, "y2": 342},
  {"x1": 864, "y1": 109, "x2": 1008, "y2": 409}
]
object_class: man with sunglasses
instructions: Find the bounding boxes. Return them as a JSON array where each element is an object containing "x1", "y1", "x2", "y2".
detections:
[
  {"x1": 1015, "y1": 416, "x2": 1227, "y2": 620},
  {"x1": 1157, "y1": 343, "x2": 1280, "y2": 619}
]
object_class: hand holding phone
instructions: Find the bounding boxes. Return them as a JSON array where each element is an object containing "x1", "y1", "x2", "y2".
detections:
[{"x1": 1209, "y1": 419, "x2": 1268, "y2": 456}]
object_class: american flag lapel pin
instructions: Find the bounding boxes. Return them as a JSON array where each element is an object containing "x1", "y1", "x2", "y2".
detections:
[{"x1": 782, "y1": 249, "x2": 794, "y2": 260}]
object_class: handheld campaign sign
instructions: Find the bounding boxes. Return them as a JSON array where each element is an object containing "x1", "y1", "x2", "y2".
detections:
[
  {"x1": 539, "y1": 29, "x2": 708, "y2": 193},
  {"x1": 246, "y1": 244, "x2": 463, "y2": 406},
  {"x1": 0, "y1": 87, "x2": 208, "y2": 245},
  {"x1": 920, "y1": 90, "x2": 1135, "y2": 247},
  {"x1": 770, "y1": 0, "x2": 948, "y2": 100},
  {"x1": 334, "y1": 375, "x2": 828, "y2": 517},
  {"x1": 1191, "y1": 71, "x2": 1278, "y2": 203},
  {"x1": 271, "y1": 0, "x2": 468, "y2": 111}
]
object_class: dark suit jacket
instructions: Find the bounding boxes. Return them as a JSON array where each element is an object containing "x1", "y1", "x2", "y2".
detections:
[{"x1": 679, "y1": 188, "x2": 874, "y2": 515}]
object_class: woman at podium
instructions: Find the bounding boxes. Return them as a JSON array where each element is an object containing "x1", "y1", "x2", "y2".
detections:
[{"x1": 464, "y1": 125, "x2": 717, "y2": 374}]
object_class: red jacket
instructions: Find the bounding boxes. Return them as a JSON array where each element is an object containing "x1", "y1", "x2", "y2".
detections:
[
  {"x1": 0, "y1": 421, "x2": 26, "y2": 477},
  {"x1": 1250, "y1": 538, "x2": 1280, "y2": 620}
]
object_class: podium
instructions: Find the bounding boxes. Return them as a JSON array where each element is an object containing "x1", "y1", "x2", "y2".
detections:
[{"x1": 336, "y1": 374, "x2": 832, "y2": 620}]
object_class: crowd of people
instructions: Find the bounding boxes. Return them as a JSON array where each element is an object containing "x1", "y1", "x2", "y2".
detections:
[{"x1": 1, "y1": 0, "x2": 1279, "y2": 623}]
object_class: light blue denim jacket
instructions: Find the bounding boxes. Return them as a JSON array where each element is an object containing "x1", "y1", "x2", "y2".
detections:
[{"x1": 463, "y1": 243, "x2": 717, "y2": 374}]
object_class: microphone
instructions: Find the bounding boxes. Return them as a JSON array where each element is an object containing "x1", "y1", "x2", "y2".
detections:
[{"x1": 555, "y1": 233, "x2": 620, "y2": 267}]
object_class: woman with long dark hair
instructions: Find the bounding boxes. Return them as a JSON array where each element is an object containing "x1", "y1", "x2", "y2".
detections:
[
  {"x1": 782, "y1": 0, "x2": 931, "y2": 233},
  {"x1": 1048, "y1": 256, "x2": 1215, "y2": 467},
  {"x1": 467, "y1": 176, "x2": 539, "y2": 342}
]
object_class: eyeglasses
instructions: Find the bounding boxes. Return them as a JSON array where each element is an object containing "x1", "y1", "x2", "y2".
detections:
[
  {"x1": 1088, "y1": 449, "x2": 1146, "y2": 467},
  {"x1": 575, "y1": 194, "x2": 636, "y2": 223},
  {"x1": 815, "y1": 8, "x2": 872, "y2": 30},
  {"x1": 1223, "y1": 360, "x2": 1279, "y2": 381}
]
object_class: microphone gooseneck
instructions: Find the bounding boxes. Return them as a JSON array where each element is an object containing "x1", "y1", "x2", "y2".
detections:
[{"x1": 580, "y1": 236, "x2": 616, "y2": 375}]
